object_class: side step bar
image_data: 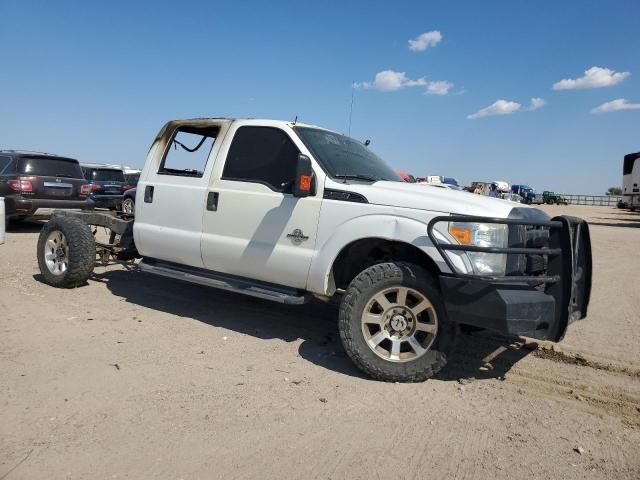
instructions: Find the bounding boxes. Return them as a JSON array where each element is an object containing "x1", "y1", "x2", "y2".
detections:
[{"x1": 138, "y1": 259, "x2": 309, "y2": 305}]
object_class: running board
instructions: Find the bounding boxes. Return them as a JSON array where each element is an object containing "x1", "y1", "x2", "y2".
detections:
[{"x1": 138, "y1": 259, "x2": 309, "y2": 305}]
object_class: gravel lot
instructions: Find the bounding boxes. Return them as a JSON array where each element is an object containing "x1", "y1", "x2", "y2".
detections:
[{"x1": 1, "y1": 205, "x2": 639, "y2": 479}]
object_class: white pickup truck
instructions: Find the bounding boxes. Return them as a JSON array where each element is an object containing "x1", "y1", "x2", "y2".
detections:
[{"x1": 35, "y1": 118, "x2": 593, "y2": 382}]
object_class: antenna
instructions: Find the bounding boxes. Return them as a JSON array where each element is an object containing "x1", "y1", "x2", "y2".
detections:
[
  {"x1": 293, "y1": 115, "x2": 298, "y2": 125},
  {"x1": 348, "y1": 81, "x2": 355, "y2": 137}
]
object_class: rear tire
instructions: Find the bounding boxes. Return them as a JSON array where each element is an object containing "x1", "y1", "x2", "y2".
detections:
[
  {"x1": 339, "y1": 262, "x2": 457, "y2": 382},
  {"x1": 37, "y1": 216, "x2": 95, "y2": 288}
]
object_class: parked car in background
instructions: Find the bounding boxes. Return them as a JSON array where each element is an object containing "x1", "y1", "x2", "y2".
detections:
[
  {"x1": 123, "y1": 167, "x2": 141, "y2": 187},
  {"x1": 397, "y1": 172, "x2": 416, "y2": 183},
  {"x1": 0, "y1": 150, "x2": 93, "y2": 228},
  {"x1": 511, "y1": 184, "x2": 536, "y2": 204},
  {"x1": 80, "y1": 163, "x2": 131, "y2": 209},
  {"x1": 542, "y1": 191, "x2": 568, "y2": 205},
  {"x1": 120, "y1": 187, "x2": 137, "y2": 215}
]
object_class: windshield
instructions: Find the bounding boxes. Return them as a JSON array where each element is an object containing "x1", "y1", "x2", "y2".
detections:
[
  {"x1": 90, "y1": 169, "x2": 125, "y2": 182},
  {"x1": 18, "y1": 157, "x2": 83, "y2": 178},
  {"x1": 295, "y1": 127, "x2": 402, "y2": 182}
]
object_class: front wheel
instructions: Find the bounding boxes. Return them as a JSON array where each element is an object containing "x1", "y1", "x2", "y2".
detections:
[
  {"x1": 37, "y1": 216, "x2": 96, "y2": 288},
  {"x1": 339, "y1": 262, "x2": 457, "y2": 382}
]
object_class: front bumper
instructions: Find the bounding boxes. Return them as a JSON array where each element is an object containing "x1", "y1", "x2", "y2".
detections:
[{"x1": 429, "y1": 215, "x2": 592, "y2": 341}]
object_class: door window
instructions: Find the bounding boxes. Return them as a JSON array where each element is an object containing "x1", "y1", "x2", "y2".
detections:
[
  {"x1": 222, "y1": 126, "x2": 300, "y2": 193},
  {"x1": 159, "y1": 126, "x2": 219, "y2": 177}
]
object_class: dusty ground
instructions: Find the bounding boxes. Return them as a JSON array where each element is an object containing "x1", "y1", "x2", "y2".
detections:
[{"x1": 1, "y1": 205, "x2": 639, "y2": 480}]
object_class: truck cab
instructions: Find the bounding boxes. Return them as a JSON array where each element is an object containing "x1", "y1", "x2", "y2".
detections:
[{"x1": 35, "y1": 118, "x2": 593, "y2": 383}]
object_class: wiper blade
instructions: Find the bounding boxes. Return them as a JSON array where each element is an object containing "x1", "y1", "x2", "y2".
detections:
[
  {"x1": 334, "y1": 173, "x2": 377, "y2": 182},
  {"x1": 55, "y1": 174, "x2": 73, "y2": 178}
]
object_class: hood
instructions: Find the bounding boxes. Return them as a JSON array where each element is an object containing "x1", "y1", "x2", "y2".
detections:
[{"x1": 328, "y1": 180, "x2": 528, "y2": 218}]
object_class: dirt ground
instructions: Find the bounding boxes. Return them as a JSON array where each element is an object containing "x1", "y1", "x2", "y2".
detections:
[{"x1": 1, "y1": 205, "x2": 639, "y2": 480}]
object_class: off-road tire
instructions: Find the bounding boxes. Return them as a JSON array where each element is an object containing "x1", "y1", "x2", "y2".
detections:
[
  {"x1": 37, "y1": 216, "x2": 95, "y2": 288},
  {"x1": 339, "y1": 262, "x2": 457, "y2": 382}
]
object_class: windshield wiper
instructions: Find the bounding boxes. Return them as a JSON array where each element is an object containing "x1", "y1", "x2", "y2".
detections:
[
  {"x1": 55, "y1": 174, "x2": 73, "y2": 178},
  {"x1": 333, "y1": 173, "x2": 378, "y2": 182}
]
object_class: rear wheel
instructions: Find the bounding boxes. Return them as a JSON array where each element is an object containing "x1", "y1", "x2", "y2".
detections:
[
  {"x1": 339, "y1": 262, "x2": 457, "y2": 382},
  {"x1": 37, "y1": 216, "x2": 95, "y2": 288}
]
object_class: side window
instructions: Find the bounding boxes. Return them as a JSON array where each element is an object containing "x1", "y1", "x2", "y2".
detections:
[
  {"x1": 0, "y1": 155, "x2": 12, "y2": 175},
  {"x1": 222, "y1": 126, "x2": 300, "y2": 192},
  {"x1": 159, "y1": 126, "x2": 219, "y2": 177}
]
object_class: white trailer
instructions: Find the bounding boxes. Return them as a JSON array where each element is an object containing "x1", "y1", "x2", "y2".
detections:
[{"x1": 623, "y1": 152, "x2": 640, "y2": 210}]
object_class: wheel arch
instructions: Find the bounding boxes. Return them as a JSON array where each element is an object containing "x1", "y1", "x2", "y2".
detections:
[
  {"x1": 306, "y1": 215, "x2": 449, "y2": 295},
  {"x1": 330, "y1": 238, "x2": 442, "y2": 292}
]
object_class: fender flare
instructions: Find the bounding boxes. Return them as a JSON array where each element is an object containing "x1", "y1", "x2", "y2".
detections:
[{"x1": 306, "y1": 214, "x2": 450, "y2": 295}]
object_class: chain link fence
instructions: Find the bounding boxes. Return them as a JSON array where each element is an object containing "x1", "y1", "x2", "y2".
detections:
[{"x1": 534, "y1": 194, "x2": 622, "y2": 206}]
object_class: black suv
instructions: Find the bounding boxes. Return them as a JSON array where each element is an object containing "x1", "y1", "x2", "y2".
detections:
[
  {"x1": 0, "y1": 151, "x2": 94, "y2": 228},
  {"x1": 80, "y1": 164, "x2": 132, "y2": 209}
]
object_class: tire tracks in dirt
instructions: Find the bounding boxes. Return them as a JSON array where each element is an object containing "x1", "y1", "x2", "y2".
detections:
[{"x1": 458, "y1": 334, "x2": 640, "y2": 426}]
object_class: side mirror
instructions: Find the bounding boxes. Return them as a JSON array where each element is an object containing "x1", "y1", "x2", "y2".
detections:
[{"x1": 293, "y1": 154, "x2": 314, "y2": 197}]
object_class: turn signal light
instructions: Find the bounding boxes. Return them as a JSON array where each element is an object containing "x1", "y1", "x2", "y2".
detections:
[
  {"x1": 122, "y1": 184, "x2": 131, "y2": 191},
  {"x1": 80, "y1": 184, "x2": 92, "y2": 195},
  {"x1": 299, "y1": 175, "x2": 311, "y2": 191},
  {"x1": 90, "y1": 184, "x2": 103, "y2": 192},
  {"x1": 449, "y1": 226, "x2": 473, "y2": 245}
]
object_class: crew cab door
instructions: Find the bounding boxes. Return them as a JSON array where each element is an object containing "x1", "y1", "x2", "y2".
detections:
[
  {"x1": 201, "y1": 123, "x2": 323, "y2": 289},
  {"x1": 134, "y1": 120, "x2": 231, "y2": 268}
]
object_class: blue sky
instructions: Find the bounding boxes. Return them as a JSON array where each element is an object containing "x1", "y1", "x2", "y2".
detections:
[{"x1": 1, "y1": 0, "x2": 638, "y2": 194}]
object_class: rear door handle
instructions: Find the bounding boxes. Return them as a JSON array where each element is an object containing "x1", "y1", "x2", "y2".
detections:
[
  {"x1": 144, "y1": 185, "x2": 154, "y2": 203},
  {"x1": 207, "y1": 191, "x2": 219, "y2": 211}
]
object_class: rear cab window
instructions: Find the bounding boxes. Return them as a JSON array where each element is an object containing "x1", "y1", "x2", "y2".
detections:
[
  {"x1": 18, "y1": 156, "x2": 83, "y2": 178},
  {"x1": 159, "y1": 126, "x2": 219, "y2": 177}
]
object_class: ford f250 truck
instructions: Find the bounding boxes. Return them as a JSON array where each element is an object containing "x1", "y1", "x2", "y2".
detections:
[{"x1": 35, "y1": 118, "x2": 592, "y2": 382}]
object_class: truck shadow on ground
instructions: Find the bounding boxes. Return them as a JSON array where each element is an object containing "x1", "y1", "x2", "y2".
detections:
[{"x1": 90, "y1": 268, "x2": 532, "y2": 382}]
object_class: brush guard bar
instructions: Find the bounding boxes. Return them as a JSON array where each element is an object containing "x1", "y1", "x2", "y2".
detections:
[{"x1": 427, "y1": 215, "x2": 592, "y2": 341}]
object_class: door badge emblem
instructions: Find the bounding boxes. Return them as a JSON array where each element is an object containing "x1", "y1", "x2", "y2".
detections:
[{"x1": 287, "y1": 229, "x2": 309, "y2": 245}]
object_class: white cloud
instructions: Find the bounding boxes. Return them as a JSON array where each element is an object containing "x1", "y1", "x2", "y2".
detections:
[
  {"x1": 426, "y1": 80, "x2": 453, "y2": 95},
  {"x1": 552, "y1": 66, "x2": 630, "y2": 90},
  {"x1": 528, "y1": 97, "x2": 546, "y2": 110},
  {"x1": 591, "y1": 98, "x2": 640, "y2": 114},
  {"x1": 355, "y1": 70, "x2": 426, "y2": 91},
  {"x1": 355, "y1": 71, "x2": 454, "y2": 95},
  {"x1": 408, "y1": 31, "x2": 442, "y2": 52},
  {"x1": 467, "y1": 99, "x2": 522, "y2": 119},
  {"x1": 467, "y1": 97, "x2": 545, "y2": 119}
]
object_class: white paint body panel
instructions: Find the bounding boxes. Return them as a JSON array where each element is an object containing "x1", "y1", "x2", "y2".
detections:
[
  {"x1": 200, "y1": 120, "x2": 324, "y2": 288},
  {"x1": 134, "y1": 118, "x2": 530, "y2": 296}
]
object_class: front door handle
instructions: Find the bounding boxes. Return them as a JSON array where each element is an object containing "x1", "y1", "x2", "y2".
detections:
[
  {"x1": 207, "y1": 191, "x2": 219, "y2": 211},
  {"x1": 144, "y1": 185, "x2": 154, "y2": 203}
]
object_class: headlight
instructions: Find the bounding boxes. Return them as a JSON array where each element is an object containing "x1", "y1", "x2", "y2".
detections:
[{"x1": 448, "y1": 222, "x2": 509, "y2": 276}]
